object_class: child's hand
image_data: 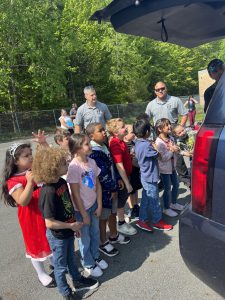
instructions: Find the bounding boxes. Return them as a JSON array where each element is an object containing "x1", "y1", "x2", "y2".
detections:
[
  {"x1": 182, "y1": 151, "x2": 192, "y2": 157},
  {"x1": 32, "y1": 129, "x2": 49, "y2": 145},
  {"x1": 167, "y1": 140, "x2": 178, "y2": 152},
  {"x1": 173, "y1": 145, "x2": 180, "y2": 152},
  {"x1": 75, "y1": 230, "x2": 81, "y2": 238},
  {"x1": 83, "y1": 214, "x2": 90, "y2": 225},
  {"x1": 166, "y1": 141, "x2": 172, "y2": 151},
  {"x1": 94, "y1": 207, "x2": 102, "y2": 218},
  {"x1": 25, "y1": 170, "x2": 34, "y2": 184},
  {"x1": 70, "y1": 221, "x2": 83, "y2": 232},
  {"x1": 126, "y1": 183, "x2": 133, "y2": 194},
  {"x1": 117, "y1": 180, "x2": 124, "y2": 190},
  {"x1": 169, "y1": 144, "x2": 180, "y2": 153}
]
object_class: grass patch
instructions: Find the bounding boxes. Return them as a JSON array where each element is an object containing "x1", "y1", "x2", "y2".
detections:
[{"x1": 195, "y1": 104, "x2": 204, "y2": 122}]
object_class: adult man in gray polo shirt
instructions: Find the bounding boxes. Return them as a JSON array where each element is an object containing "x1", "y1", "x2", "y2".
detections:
[
  {"x1": 145, "y1": 81, "x2": 188, "y2": 126},
  {"x1": 75, "y1": 86, "x2": 112, "y2": 133}
]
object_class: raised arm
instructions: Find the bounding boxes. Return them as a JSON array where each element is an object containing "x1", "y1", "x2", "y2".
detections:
[
  {"x1": 192, "y1": 98, "x2": 198, "y2": 104},
  {"x1": 11, "y1": 171, "x2": 34, "y2": 206},
  {"x1": 32, "y1": 129, "x2": 49, "y2": 147}
]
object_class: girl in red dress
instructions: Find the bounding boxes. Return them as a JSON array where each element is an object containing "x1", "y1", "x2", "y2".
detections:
[{"x1": 1, "y1": 142, "x2": 55, "y2": 288}]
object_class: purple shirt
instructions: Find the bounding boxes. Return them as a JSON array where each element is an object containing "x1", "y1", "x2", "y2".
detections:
[{"x1": 134, "y1": 139, "x2": 159, "y2": 183}]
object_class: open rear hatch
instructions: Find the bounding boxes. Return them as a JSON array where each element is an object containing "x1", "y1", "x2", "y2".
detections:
[{"x1": 91, "y1": 0, "x2": 225, "y2": 48}]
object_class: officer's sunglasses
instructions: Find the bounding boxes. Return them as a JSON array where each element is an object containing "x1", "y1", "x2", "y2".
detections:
[{"x1": 155, "y1": 87, "x2": 166, "y2": 92}]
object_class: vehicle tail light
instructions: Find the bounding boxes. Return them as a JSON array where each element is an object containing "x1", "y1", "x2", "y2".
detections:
[{"x1": 192, "y1": 126, "x2": 217, "y2": 216}]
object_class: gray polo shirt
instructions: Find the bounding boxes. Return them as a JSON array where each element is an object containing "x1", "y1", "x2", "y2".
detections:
[
  {"x1": 75, "y1": 100, "x2": 112, "y2": 130},
  {"x1": 145, "y1": 95, "x2": 188, "y2": 124}
]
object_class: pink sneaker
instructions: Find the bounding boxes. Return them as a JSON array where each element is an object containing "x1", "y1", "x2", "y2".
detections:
[
  {"x1": 136, "y1": 220, "x2": 153, "y2": 232},
  {"x1": 152, "y1": 219, "x2": 173, "y2": 231}
]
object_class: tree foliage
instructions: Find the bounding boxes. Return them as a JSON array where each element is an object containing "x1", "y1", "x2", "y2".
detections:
[{"x1": 0, "y1": 0, "x2": 223, "y2": 112}]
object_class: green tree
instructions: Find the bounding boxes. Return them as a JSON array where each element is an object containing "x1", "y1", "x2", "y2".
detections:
[
  {"x1": 0, "y1": 0, "x2": 67, "y2": 112},
  {"x1": 0, "y1": 0, "x2": 224, "y2": 114}
]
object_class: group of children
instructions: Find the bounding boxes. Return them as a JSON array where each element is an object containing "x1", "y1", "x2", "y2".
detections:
[{"x1": 1, "y1": 115, "x2": 194, "y2": 300}]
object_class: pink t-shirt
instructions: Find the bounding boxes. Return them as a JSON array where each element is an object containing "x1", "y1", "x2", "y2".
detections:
[{"x1": 67, "y1": 157, "x2": 101, "y2": 211}]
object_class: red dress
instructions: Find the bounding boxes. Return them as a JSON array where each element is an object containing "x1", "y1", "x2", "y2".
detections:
[{"x1": 7, "y1": 174, "x2": 52, "y2": 260}]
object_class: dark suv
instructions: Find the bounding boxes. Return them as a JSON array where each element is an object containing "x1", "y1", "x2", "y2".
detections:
[
  {"x1": 179, "y1": 72, "x2": 225, "y2": 296},
  {"x1": 92, "y1": 0, "x2": 225, "y2": 297}
]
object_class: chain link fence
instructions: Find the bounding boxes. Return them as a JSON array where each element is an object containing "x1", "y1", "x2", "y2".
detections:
[
  {"x1": 0, "y1": 96, "x2": 195, "y2": 142},
  {"x1": 0, "y1": 102, "x2": 150, "y2": 141}
]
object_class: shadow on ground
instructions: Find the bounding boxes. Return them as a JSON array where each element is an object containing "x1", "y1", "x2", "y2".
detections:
[{"x1": 75, "y1": 184, "x2": 191, "y2": 295}]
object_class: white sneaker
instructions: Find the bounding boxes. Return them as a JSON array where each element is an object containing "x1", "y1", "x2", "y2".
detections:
[
  {"x1": 163, "y1": 208, "x2": 178, "y2": 217},
  {"x1": 170, "y1": 203, "x2": 185, "y2": 211},
  {"x1": 95, "y1": 258, "x2": 108, "y2": 270},
  {"x1": 84, "y1": 265, "x2": 103, "y2": 277},
  {"x1": 117, "y1": 222, "x2": 137, "y2": 235}
]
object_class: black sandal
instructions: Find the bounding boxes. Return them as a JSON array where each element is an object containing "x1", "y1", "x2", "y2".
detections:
[{"x1": 40, "y1": 278, "x2": 57, "y2": 288}]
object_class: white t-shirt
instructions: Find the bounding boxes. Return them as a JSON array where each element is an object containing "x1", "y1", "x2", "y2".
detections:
[{"x1": 59, "y1": 116, "x2": 74, "y2": 129}]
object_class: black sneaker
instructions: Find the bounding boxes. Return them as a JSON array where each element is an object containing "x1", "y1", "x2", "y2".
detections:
[
  {"x1": 99, "y1": 241, "x2": 119, "y2": 257},
  {"x1": 63, "y1": 291, "x2": 76, "y2": 300},
  {"x1": 49, "y1": 264, "x2": 54, "y2": 271},
  {"x1": 109, "y1": 233, "x2": 131, "y2": 245},
  {"x1": 135, "y1": 205, "x2": 140, "y2": 218},
  {"x1": 73, "y1": 276, "x2": 99, "y2": 292},
  {"x1": 131, "y1": 205, "x2": 139, "y2": 220}
]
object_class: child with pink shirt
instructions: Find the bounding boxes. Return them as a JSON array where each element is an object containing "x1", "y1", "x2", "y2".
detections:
[
  {"x1": 67, "y1": 134, "x2": 107, "y2": 278},
  {"x1": 155, "y1": 118, "x2": 185, "y2": 217}
]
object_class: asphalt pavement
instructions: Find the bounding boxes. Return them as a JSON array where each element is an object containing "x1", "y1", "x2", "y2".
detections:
[{"x1": 0, "y1": 138, "x2": 223, "y2": 300}]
